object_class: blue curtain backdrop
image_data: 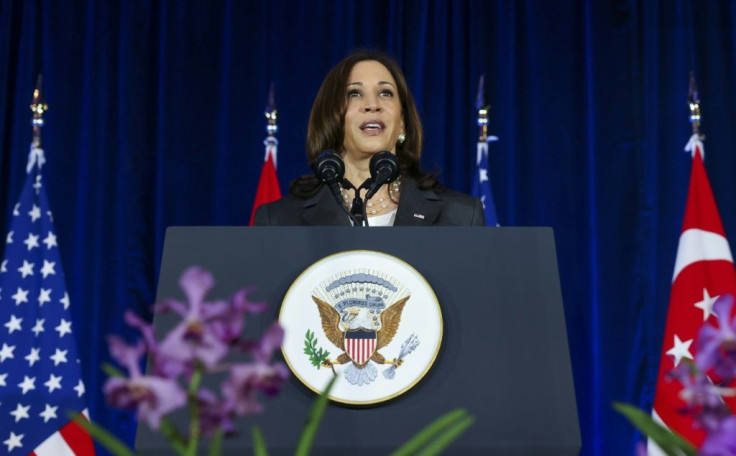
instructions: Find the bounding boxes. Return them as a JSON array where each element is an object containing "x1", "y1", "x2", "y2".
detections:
[{"x1": 2, "y1": 0, "x2": 736, "y2": 453}]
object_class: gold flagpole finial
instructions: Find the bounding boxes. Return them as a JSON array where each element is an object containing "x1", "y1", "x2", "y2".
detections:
[
  {"x1": 688, "y1": 71, "x2": 702, "y2": 138},
  {"x1": 30, "y1": 74, "x2": 48, "y2": 147}
]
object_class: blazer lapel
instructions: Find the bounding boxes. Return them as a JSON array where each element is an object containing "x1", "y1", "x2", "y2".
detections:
[
  {"x1": 301, "y1": 186, "x2": 352, "y2": 226},
  {"x1": 394, "y1": 179, "x2": 441, "y2": 226}
]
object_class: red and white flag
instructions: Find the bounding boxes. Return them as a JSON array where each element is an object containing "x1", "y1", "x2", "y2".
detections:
[
  {"x1": 650, "y1": 134, "x2": 736, "y2": 451},
  {"x1": 248, "y1": 139, "x2": 282, "y2": 225}
]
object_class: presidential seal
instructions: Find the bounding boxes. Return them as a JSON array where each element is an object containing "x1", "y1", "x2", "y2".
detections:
[{"x1": 279, "y1": 250, "x2": 442, "y2": 405}]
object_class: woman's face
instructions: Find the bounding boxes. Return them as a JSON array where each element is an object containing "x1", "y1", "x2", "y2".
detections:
[{"x1": 341, "y1": 60, "x2": 405, "y2": 159}]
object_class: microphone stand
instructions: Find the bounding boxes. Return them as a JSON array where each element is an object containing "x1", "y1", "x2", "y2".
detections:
[{"x1": 341, "y1": 178, "x2": 372, "y2": 227}]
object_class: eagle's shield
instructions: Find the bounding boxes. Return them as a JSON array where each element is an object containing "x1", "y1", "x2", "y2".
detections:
[{"x1": 344, "y1": 328, "x2": 377, "y2": 366}]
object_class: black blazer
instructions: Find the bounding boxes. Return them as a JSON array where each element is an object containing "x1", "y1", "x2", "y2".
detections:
[{"x1": 253, "y1": 178, "x2": 485, "y2": 226}]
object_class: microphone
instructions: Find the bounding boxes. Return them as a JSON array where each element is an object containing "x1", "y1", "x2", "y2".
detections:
[
  {"x1": 365, "y1": 151, "x2": 400, "y2": 200},
  {"x1": 312, "y1": 150, "x2": 345, "y2": 205}
]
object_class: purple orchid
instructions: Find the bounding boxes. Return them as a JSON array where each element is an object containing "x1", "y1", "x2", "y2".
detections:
[
  {"x1": 699, "y1": 416, "x2": 736, "y2": 456},
  {"x1": 124, "y1": 310, "x2": 186, "y2": 379},
  {"x1": 156, "y1": 267, "x2": 232, "y2": 368},
  {"x1": 222, "y1": 322, "x2": 289, "y2": 415},
  {"x1": 668, "y1": 362, "x2": 731, "y2": 432},
  {"x1": 208, "y1": 287, "x2": 268, "y2": 345},
  {"x1": 102, "y1": 266, "x2": 288, "y2": 448},
  {"x1": 696, "y1": 294, "x2": 736, "y2": 382},
  {"x1": 103, "y1": 335, "x2": 187, "y2": 429},
  {"x1": 196, "y1": 388, "x2": 236, "y2": 438}
]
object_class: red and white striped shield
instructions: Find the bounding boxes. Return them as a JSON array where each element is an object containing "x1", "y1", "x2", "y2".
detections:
[{"x1": 345, "y1": 328, "x2": 377, "y2": 366}]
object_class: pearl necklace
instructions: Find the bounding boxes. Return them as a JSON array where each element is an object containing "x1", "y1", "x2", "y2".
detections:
[{"x1": 340, "y1": 178, "x2": 402, "y2": 215}]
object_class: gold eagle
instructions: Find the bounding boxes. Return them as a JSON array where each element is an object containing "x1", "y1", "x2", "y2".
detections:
[{"x1": 312, "y1": 295, "x2": 409, "y2": 367}]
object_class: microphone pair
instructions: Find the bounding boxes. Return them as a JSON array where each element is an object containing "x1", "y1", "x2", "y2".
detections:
[{"x1": 312, "y1": 150, "x2": 400, "y2": 204}]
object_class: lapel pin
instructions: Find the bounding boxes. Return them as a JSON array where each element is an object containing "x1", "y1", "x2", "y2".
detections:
[{"x1": 413, "y1": 213, "x2": 425, "y2": 220}]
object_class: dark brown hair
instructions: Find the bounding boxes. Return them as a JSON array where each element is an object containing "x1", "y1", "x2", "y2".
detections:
[{"x1": 291, "y1": 50, "x2": 438, "y2": 197}]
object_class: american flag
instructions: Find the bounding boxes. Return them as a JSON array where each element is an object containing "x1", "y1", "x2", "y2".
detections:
[
  {"x1": 650, "y1": 135, "x2": 736, "y2": 453},
  {"x1": 0, "y1": 144, "x2": 94, "y2": 455},
  {"x1": 471, "y1": 140, "x2": 500, "y2": 227},
  {"x1": 472, "y1": 75, "x2": 499, "y2": 227}
]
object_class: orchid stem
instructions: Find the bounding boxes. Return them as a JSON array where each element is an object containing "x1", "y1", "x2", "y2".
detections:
[{"x1": 185, "y1": 366, "x2": 204, "y2": 456}]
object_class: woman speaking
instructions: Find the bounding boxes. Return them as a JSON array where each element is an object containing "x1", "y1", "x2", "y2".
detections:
[{"x1": 253, "y1": 51, "x2": 484, "y2": 227}]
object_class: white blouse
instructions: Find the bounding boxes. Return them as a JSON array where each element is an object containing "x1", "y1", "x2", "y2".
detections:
[{"x1": 366, "y1": 209, "x2": 397, "y2": 227}]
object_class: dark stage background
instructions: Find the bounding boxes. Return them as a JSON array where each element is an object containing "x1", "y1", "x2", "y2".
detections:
[{"x1": 3, "y1": 0, "x2": 736, "y2": 454}]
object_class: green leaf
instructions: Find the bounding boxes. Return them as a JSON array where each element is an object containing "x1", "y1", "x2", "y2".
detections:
[
  {"x1": 391, "y1": 409, "x2": 472, "y2": 456},
  {"x1": 251, "y1": 425, "x2": 269, "y2": 456},
  {"x1": 69, "y1": 412, "x2": 135, "y2": 456},
  {"x1": 295, "y1": 375, "x2": 338, "y2": 456},
  {"x1": 416, "y1": 415, "x2": 474, "y2": 456},
  {"x1": 613, "y1": 402, "x2": 697, "y2": 456},
  {"x1": 101, "y1": 362, "x2": 126, "y2": 378},
  {"x1": 159, "y1": 418, "x2": 188, "y2": 455},
  {"x1": 207, "y1": 429, "x2": 223, "y2": 456}
]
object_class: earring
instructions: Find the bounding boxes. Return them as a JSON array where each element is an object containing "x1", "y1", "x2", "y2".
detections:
[{"x1": 398, "y1": 133, "x2": 406, "y2": 144}]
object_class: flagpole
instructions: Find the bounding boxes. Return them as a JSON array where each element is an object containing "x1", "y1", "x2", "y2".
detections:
[
  {"x1": 688, "y1": 71, "x2": 701, "y2": 138},
  {"x1": 265, "y1": 82, "x2": 278, "y2": 166},
  {"x1": 30, "y1": 75, "x2": 48, "y2": 148}
]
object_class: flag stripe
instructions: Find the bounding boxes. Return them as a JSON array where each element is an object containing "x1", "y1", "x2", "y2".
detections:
[
  {"x1": 672, "y1": 228, "x2": 734, "y2": 281},
  {"x1": 58, "y1": 415, "x2": 95, "y2": 455},
  {"x1": 34, "y1": 428, "x2": 76, "y2": 456}
]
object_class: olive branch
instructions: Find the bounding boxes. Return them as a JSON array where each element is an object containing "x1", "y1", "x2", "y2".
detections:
[{"x1": 304, "y1": 330, "x2": 331, "y2": 369}]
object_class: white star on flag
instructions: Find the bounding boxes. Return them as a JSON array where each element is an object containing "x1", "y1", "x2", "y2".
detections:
[
  {"x1": 3, "y1": 431, "x2": 23, "y2": 451},
  {"x1": 11, "y1": 288, "x2": 28, "y2": 305},
  {"x1": 54, "y1": 319, "x2": 72, "y2": 338},
  {"x1": 40, "y1": 261, "x2": 55, "y2": 278},
  {"x1": 10, "y1": 404, "x2": 30, "y2": 423},
  {"x1": 42, "y1": 232, "x2": 56, "y2": 249},
  {"x1": 73, "y1": 380, "x2": 85, "y2": 398},
  {"x1": 39, "y1": 405, "x2": 57, "y2": 423},
  {"x1": 59, "y1": 293, "x2": 70, "y2": 309},
  {"x1": 23, "y1": 233, "x2": 39, "y2": 251},
  {"x1": 0, "y1": 343, "x2": 15, "y2": 361},
  {"x1": 4, "y1": 315, "x2": 22, "y2": 334},
  {"x1": 6, "y1": 232, "x2": 13, "y2": 244},
  {"x1": 17, "y1": 261, "x2": 34, "y2": 278},
  {"x1": 31, "y1": 319, "x2": 44, "y2": 336},
  {"x1": 693, "y1": 288, "x2": 719, "y2": 322},
  {"x1": 37, "y1": 288, "x2": 51, "y2": 306},
  {"x1": 17, "y1": 376, "x2": 36, "y2": 395},
  {"x1": 50, "y1": 349, "x2": 67, "y2": 366},
  {"x1": 0, "y1": 143, "x2": 94, "y2": 454},
  {"x1": 666, "y1": 335, "x2": 693, "y2": 366},
  {"x1": 43, "y1": 374, "x2": 62, "y2": 393},
  {"x1": 24, "y1": 348, "x2": 40, "y2": 367},
  {"x1": 27, "y1": 206, "x2": 41, "y2": 223}
]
